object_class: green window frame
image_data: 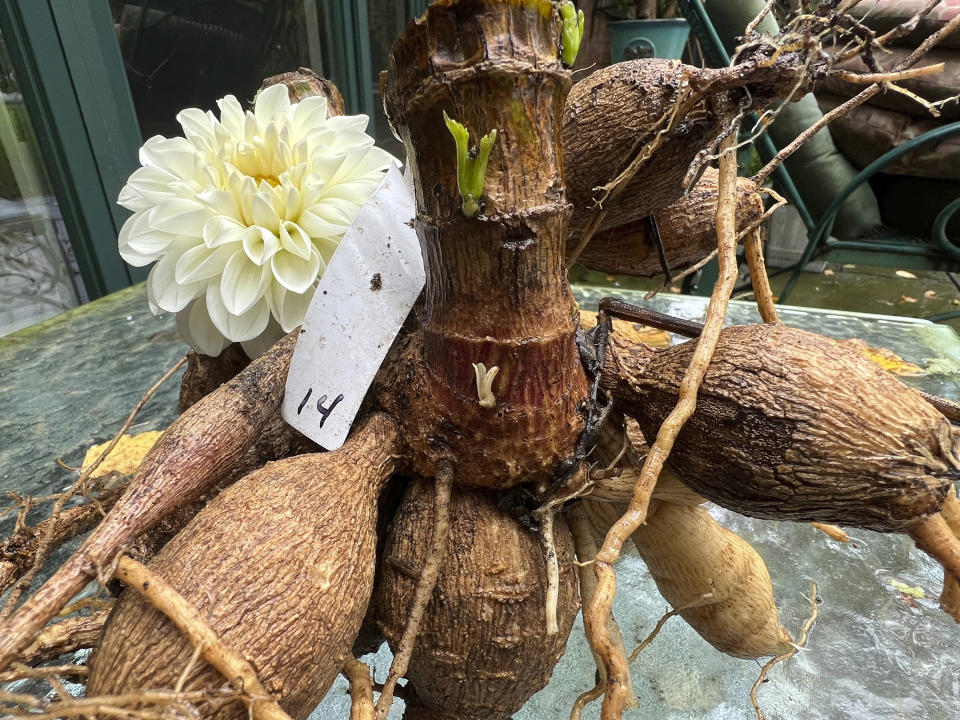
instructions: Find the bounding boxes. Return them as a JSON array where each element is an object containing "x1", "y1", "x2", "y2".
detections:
[{"x1": 0, "y1": 0, "x2": 144, "y2": 300}]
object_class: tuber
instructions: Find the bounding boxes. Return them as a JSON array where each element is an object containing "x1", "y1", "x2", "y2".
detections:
[
  {"x1": 602, "y1": 322, "x2": 960, "y2": 532},
  {"x1": 376, "y1": 478, "x2": 579, "y2": 720},
  {"x1": 87, "y1": 413, "x2": 400, "y2": 719},
  {"x1": 630, "y1": 500, "x2": 794, "y2": 659}
]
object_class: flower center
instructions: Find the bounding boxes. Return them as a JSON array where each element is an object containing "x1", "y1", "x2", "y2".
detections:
[{"x1": 252, "y1": 173, "x2": 281, "y2": 187}]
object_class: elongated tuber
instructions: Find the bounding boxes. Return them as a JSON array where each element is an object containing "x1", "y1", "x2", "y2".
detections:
[
  {"x1": 87, "y1": 413, "x2": 399, "y2": 720},
  {"x1": 0, "y1": 332, "x2": 301, "y2": 670},
  {"x1": 602, "y1": 322, "x2": 960, "y2": 532},
  {"x1": 630, "y1": 500, "x2": 793, "y2": 659},
  {"x1": 569, "y1": 169, "x2": 764, "y2": 277}
]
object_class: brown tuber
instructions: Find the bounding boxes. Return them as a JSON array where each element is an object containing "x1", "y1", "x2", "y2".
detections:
[
  {"x1": 569, "y1": 168, "x2": 765, "y2": 277},
  {"x1": 602, "y1": 322, "x2": 960, "y2": 532},
  {"x1": 87, "y1": 413, "x2": 400, "y2": 720},
  {"x1": 376, "y1": 478, "x2": 579, "y2": 720}
]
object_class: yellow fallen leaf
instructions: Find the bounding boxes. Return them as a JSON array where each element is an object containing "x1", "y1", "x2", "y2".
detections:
[
  {"x1": 846, "y1": 339, "x2": 925, "y2": 376},
  {"x1": 82, "y1": 430, "x2": 163, "y2": 478},
  {"x1": 924, "y1": 290, "x2": 937, "y2": 298},
  {"x1": 889, "y1": 579, "x2": 926, "y2": 599},
  {"x1": 901, "y1": 294, "x2": 918, "y2": 303},
  {"x1": 823, "y1": 268, "x2": 835, "y2": 276},
  {"x1": 895, "y1": 270, "x2": 917, "y2": 279}
]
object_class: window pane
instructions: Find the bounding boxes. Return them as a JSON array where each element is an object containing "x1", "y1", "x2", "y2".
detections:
[
  {"x1": 112, "y1": 0, "x2": 329, "y2": 140},
  {"x1": 0, "y1": 31, "x2": 83, "y2": 336}
]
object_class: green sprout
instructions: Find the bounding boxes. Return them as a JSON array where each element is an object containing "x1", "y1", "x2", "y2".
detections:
[
  {"x1": 559, "y1": 1, "x2": 585, "y2": 67},
  {"x1": 443, "y1": 111, "x2": 497, "y2": 218}
]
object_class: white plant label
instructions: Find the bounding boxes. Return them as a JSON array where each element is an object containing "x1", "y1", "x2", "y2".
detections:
[{"x1": 281, "y1": 165, "x2": 424, "y2": 449}]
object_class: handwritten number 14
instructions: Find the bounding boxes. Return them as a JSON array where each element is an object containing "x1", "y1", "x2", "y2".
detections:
[{"x1": 296, "y1": 388, "x2": 345, "y2": 428}]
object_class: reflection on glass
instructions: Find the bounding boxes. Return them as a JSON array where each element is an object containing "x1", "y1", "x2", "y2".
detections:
[
  {"x1": 0, "y1": 32, "x2": 82, "y2": 336},
  {"x1": 112, "y1": 0, "x2": 328, "y2": 139}
]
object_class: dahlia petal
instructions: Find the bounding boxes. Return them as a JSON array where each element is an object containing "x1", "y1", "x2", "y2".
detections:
[
  {"x1": 312, "y1": 234, "x2": 341, "y2": 265},
  {"x1": 197, "y1": 189, "x2": 241, "y2": 220},
  {"x1": 177, "y1": 299, "x2": 230, "y2": 357},
  {"x1": 175, "y1": 244, "x2": 235, "y2": 285},
  {"x1": 242, "y1": 225, "x2": 279, "y2": 265},
  {"x1": 270, "y1": 248, "x2": 321, "y2": 294},
  {"x1": 140, "y1": 136, "x2": 202, "y2": 183},
  {"x1": 279, "y1": 220, "x2": 312, "y2": 259},
  {"x1": 297, "y1": 209, "x2": 347, "y2": 239},
  {"x1": 119, "y1": 211, "x2": 177, "y2": 265},
  {"x1": 240, "y1": 317, "x2": 285, "y2": 359},
  {"x1": 322, "y1": 114, "x2": 371, "y2": 134},
  {"x1": 268, "y1": 284, "x2": 315, "y2": 333},
  {"x1": 149, "y1": 198, "x2": 212, "y2": 237},
  {"x1": 251, "y1": 192, "x2": 281, "y2": 232},
  {"x1": 217, "y1": 95, "x2": 245, "y2": 137},
  {"x1": 292, "y1": 96, "x2": 328, "y2": 137},
  {"x1": 123, "y1": 166, "x2": 182, "y2": 204},
  {"x1": 206, "y1": 282, "x2": 271, "y2": 343},
  {"x1": 117, "y1": 183, "x2": 152, "y2": 213},
  {"x1": 177, "y1": 108, "x2": 216, "y2": 152},
  {"x1": 202, "y1": 216, "x2": 246, "y2": 248},
  {"x1": 220, "y1": 250, "x2": 269, "y2": 315},
  {"x1": 147, "y1": 253, "x2": 205, "y2": 313},
  {"x1": 281, "y1": 183, "x2": 302, "y2": 221},
  {"x1": 254, "y1": 83, "x2": 291, "y2": 126}
]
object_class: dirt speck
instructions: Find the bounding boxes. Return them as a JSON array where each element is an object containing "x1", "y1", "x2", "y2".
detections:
[{"x1": 370, "y1": 273, "x2": 383, "y2": 291}]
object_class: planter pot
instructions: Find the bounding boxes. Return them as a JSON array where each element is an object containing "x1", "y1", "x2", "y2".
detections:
[{"x1": 608, "y1": 18, "x2": 690, "y2": 61}]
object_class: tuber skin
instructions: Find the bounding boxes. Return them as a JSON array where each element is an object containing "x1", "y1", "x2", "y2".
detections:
[
  {"x1": 0, "y1": 331, "x2": 298, "y2": 671},
  {"x1": 601, "y1": 322, "x2": 960, "y2": 532},
  {"x1": 88, "y1": 413, "x2": 400, "y2": 720},
  {"x1": 569, "y1": 168, "x2": 764, "y2": 277},
  {"x1": 376, "y1": 477, "x2": 579, "y2": 720},
  {"x1": 630, "y1": 500, "x2": 793, "y2": 659},
  {"x1": 378, "y1": 0, "x2": 588, "y2": 488},
  {"x1": 563, "y1": 59, "x2": 727, "y2": 237}
]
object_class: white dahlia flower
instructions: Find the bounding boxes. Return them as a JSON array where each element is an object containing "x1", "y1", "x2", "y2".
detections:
[{"x1": 117, "y1": 83, "x2": 396, "y2": 357}]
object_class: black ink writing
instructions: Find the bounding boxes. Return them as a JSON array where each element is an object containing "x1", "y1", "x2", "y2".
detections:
[{"x1": 296, "y1": 390, "x2": 344, "y2": 429}]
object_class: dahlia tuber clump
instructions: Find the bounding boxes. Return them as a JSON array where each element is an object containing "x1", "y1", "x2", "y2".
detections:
[{"x1": 3, "y1": 3, "x2": 960, "y2": 720}]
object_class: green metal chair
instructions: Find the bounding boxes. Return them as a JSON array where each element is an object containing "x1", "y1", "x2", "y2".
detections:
[{"x1": 676, "y1": 0, "x2": 960, "y2": 303}]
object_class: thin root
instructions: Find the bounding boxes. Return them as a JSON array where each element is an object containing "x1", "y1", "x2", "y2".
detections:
[
  {"x1": 750, "y1": 581, "x2": 820, "y2": 720},
  {"x1": 810, "y1": 523, "x2": 850, "y2": 543},
  {"x1": 542, "y1": 511, "x2": 560, "y2": 635},
  {"x1": 342, "y1": 656, "x2": 375, "y2": 720},
  {"x1": 112, "y1": 555, "x2": 292, "y2": 720},
  {"x1": 375, "y1": 463, "x2": 454, "y2": 720},
  {"x1": 586, "y1": 131, "x2": 741, "y2": 720},
  {"x1": 743, "y1": 227, "x2": 779, "y2": 323}
]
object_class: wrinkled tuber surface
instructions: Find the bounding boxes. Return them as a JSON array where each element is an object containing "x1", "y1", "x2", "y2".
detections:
[
  {"x1": 378, "y1": 0, "x2": 588, "y2": 487},
  {"x1": 88, "y1": 414, "x2": 399, "y2": 720},
  {"x1": 563, "y1": 59, "x2": 726, "y2": 235},
  {"x1": 602, "y1": 322, "x2": 960, "y2": 531},
  {"x1": 376, "y1": 477, "x2": 579, "y2": 720},
  {"x1": 570, "y1": 168, "x2": 764, "y2": 276}
]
